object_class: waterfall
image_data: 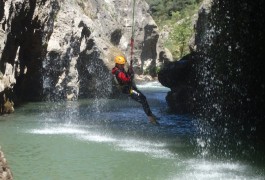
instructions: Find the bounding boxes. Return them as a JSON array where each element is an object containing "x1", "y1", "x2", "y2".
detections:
[
  {"x1": 192, "y1": 0, "x2": 265, "y2": 161},
  {"x1": 84, "y1": 53, "x2": 113, "y2": 113}
]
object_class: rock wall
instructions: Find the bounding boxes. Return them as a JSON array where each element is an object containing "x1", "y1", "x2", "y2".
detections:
[
  {"x1": 0, "y1": 0, "x2": 170, "y2": 111},
  {"x1": 0, "y1": 147, "x2": 13, "y2": 180}
]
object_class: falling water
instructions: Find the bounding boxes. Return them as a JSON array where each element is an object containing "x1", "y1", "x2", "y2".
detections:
[
  {"x1": 83, "y1": 52, "x2": 114, "y2": 114},
  {"x1": 192, "y1": 0, "x2": 265, "y2": 162},
  {"x1": 85, "y1": 57, "x2": 112, "y2": 99}
]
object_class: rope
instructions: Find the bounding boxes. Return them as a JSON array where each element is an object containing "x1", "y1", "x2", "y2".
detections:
[{"x1": 130, "y1": 0, "x2": 136, "y2": 68}]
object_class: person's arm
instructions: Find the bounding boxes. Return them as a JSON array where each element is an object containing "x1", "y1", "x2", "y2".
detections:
[
  {"x1": 127, "y1": 66, "x2": 134, "y2": 80},
  {"x1": 117, "y1": 71, "x2": 131, "y2": 84}
]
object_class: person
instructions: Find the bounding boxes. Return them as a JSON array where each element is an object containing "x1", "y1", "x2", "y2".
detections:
[{"x1": 112, "y1": 55, "x2": 159, "y2": 125}]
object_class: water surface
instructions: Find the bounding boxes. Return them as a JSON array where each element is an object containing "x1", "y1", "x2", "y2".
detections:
[{"x1": 0, "y1": 82, "x2": 264, "y2": 179}]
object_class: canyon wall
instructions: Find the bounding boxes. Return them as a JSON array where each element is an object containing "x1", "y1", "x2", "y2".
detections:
[{"x1": 0, "y1": 0, "x2": 169, "y2": 112}]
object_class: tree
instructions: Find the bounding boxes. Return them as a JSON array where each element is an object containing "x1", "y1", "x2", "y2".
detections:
[{"x1": 166, "y1": 11, "x2": 193, "y2": 59}]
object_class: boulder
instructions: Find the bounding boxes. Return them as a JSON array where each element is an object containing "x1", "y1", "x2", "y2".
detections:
[{"x1": 158, "y1": 53, "x2": 196, "y2": 113}]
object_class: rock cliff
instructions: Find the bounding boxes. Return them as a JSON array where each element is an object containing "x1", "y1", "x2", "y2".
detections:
[
  {"x1": 0, "y1": 0, "x2": 169, "y2": 111},
  {"x1": 158, "y1": 0, "x2": 265, "y2": 158}
]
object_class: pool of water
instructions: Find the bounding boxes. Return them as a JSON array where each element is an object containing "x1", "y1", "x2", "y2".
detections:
[{"x1": 0, "y1": 82, "x2": 264, "y2": 179}]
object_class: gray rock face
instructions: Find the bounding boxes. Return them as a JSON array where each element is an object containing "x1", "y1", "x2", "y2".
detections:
[{"x1": 0, "y1": 0, "x2": 170, "y2": 111}]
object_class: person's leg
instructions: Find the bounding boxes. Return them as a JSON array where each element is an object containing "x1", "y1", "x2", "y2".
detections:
[
  {"x1": 130, "y1": 88, "x2": 152, "y2": 116},
  {"x1": 130, "y1": 88, "x2": 159, "y2": 125}
]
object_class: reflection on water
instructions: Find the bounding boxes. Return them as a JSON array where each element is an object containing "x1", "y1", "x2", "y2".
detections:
[{"x1": 0, "y1": 82, "x2": 264, "y2": 179}]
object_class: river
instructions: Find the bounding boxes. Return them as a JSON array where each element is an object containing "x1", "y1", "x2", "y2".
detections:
[{"x1": 0, "y1": 82, "x2": 264, "y2": 179}]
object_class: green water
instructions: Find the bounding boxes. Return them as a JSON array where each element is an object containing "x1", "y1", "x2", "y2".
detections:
[{"x1": 0, "y1": 82, "x2": 264, "y2": 179}]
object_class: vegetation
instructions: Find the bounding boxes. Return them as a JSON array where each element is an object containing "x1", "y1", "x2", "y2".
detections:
[{"x1": 145, "y1": 0, "x2": 203, "y2": 60}]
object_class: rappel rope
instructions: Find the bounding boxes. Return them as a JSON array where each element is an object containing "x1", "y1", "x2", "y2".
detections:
[{"x1": 130, "y1": 0, "x2": 136, "y2": 69}]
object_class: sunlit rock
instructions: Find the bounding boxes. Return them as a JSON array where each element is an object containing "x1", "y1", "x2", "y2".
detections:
[{"x1": 0, "y1": 0, "x2": 170, "y2": 113}]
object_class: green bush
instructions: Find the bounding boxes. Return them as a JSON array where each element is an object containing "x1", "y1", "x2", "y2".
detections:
[
  {"x1": 165, "y1": 11, "x2": 193, "y2": 59},
  {"x1": 146, "y1": 0, "x2": 202, "y2": 60}
]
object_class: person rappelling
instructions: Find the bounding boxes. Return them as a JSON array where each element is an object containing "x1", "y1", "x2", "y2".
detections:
[
  {"x1": 111, "y1": 56, "x2": 159, "y2": 125},
  {"x1": 111, "y1": 0, "x2": 158, "y2": 125}
]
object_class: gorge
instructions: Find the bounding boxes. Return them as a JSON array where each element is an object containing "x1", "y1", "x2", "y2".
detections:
[{"x1": 1, "y1": 0, "x2": 265, "y2": 179}]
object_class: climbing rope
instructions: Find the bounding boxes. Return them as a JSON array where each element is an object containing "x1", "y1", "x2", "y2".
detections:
[{"x1": 130, "y1": 0, "x2": 136, "y2": 69}]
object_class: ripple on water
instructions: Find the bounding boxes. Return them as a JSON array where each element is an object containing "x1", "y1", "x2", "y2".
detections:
[
  {"x1": 174, "y1": 159, "x2": 263, "y2": 180},
  {"x1": 28, "y1": 126, "x2": 88, "y2": 135},
  {"x1": 26, "y1": 124, "x2": 177, "y2": 159}
]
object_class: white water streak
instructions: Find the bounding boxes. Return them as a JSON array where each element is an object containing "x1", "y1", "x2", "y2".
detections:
[{"x1": 27, "y1": 124, "x2": 175, "y2": 159}]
